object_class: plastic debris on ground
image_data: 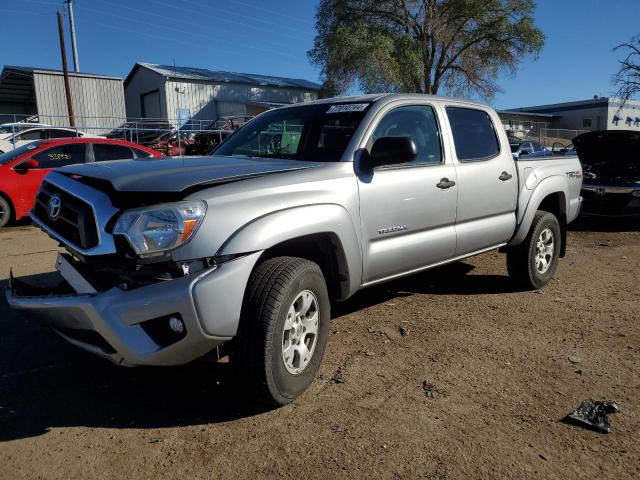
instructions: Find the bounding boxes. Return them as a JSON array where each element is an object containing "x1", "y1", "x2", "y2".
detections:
[{"x1": 563, "y1": 399, "x2": 619, "y2": 433}]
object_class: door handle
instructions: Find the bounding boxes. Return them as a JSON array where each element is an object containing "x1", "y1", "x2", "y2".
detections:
[
  {"x1": 437, "y1": 178, "x2": 456, "y2": 189},
  {"x1": 499, "y1": 171, "x2": 513, "y2": 181}
]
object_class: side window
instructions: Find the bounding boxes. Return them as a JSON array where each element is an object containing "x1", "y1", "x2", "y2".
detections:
[
  {"x1": 93, "y1": 144, "x2": 136, "y2": 162},
  {"x1": 370, "y1": 105, "x2": 442, "y2": 165},
  {"x1": 18, "y1": 129, "x2": 44, "y2": 141},
  {"x1": 46, "y1": 129, "x2": 77, "y2": 139},
  {"x1": 132, "y1": 147, "x2": 153, "y2": 158},
  {"x1": 446, "y1": 107, "x2": 500, "y2": 161},
  {"x1": 520, "y1": 142, "x2": 533, "y2": 154},
  {"x1": 32, "y1": 144, "x2": 87, "y2": 169}
]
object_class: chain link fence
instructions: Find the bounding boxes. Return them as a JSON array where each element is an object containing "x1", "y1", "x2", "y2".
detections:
[
  {"x1": 0, "y1": 113, "x2": 252, "y2": 155},
  {"x1": 501, "y1": 120, "x2": 587, "y2": 148}
]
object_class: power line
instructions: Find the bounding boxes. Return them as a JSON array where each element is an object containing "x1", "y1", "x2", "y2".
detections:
[
  {"x1": 181, "y1": 0, "x2": 313, "y2": 38},
  {"x1": 0, "y1": 8, "x2": 54, "y2": 16},
  {"x1": 147, "y1": 0, "x2": 307, "y2": 42},
  {"x1": 225, "y1": 0, "x2": 315, "y2": 26},
  {"x1": 76, "y1": 4, "x2": 302, "y2": 61},
  {"x1": 96, "y1": 0, "x2": 305, "y2": 53},
  {"x1": 79, "y1": 17, "x2": 252, "y2": 59}
]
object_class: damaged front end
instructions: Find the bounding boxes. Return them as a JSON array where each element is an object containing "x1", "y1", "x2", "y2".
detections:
[{"x1": 6, "y1": 172, "x2": 261, "y2": 366}]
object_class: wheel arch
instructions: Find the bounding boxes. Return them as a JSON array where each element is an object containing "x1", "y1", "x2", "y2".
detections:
[
  {"x1": 217, "y1": 204, "x2": 362, "y2": 300},
  {"x1": 510, "y1": 176, "x2": 569, "y2": 255}
]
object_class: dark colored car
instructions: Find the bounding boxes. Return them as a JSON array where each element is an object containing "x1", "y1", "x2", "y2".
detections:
[
  {"x1": 574, "y1": 130, "x2": 640, "y2": 217},
  {"x1": 106, "y1": 120, "x2": 174, "y2": 145},
  {"x1": 185, "y1": 116, "x2": 252, "y2": 155},
  {"x1": 148, "y1": 130, "x2": 195, "y2": 156},
  {"x1": 510, "y1": 140, "x2": 552, "y2": 159},
  {"x1": 0, "y1": 138, "x2": 161, "y2": 227}
]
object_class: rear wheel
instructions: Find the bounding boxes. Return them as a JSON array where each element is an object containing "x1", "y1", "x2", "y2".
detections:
[
  {"x1": 507, "y1": 211, "x2": 561, "y2": 290},
  {"x1": 232, "y1": 256, "x2": 330, "y2": 406},
  {"x1": 0, "y1": 196, "x2": 12, "y2": 228}
]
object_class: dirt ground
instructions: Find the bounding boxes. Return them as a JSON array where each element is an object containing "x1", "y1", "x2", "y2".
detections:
[{"x1": 0, "y1": 218, "x2": 638, "y2": 479}]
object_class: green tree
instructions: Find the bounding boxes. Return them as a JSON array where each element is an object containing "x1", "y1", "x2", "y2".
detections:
[
  {"x1": 308, "y1": 0, "x2": 544, "y2": 99},
  {"x1": 613, "y1": 35, "x2": 640, "y2": 104}
]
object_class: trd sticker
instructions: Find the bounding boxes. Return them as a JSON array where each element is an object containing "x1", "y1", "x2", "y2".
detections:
[
  {"x1": 326, "y1": 104, "x2": 369, "y2": 114},
  {"x1": 566, "y1": 171, "x2": 582, "y2": 179},
  {"x1": 377, "y1": 225, "x2": 408, "y2": 235}
]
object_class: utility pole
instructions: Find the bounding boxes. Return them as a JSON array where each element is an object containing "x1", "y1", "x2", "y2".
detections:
[
  {"x1": 57, "y1": 11, "x2": 75, "y2": 127},
  {"x1": 66, "y1": 0, "x2": 80, "y2": 72}
]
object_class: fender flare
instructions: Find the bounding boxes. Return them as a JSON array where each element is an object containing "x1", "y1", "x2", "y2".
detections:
[
  {"x1": 217, "y1": 203, "x2": 362, "y2": 298},
  {"x1": 509, "y1": 175, "x2": 568, "y2": 247}
]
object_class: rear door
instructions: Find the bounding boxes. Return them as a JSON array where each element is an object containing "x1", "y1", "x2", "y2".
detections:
[
  {"x1": 91, "y1": 143, "x2": 136, "y2": 162},
  {"x1": 445, "y1": 106, "x2": 518, "y2": 255},
  {"x1": 357, "y1": 102, "x2": 457, "y2": 284}
]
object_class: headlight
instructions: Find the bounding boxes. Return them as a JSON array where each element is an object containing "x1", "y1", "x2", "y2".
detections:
[{"x1": 113, "y1": 201, "x2": 206, "y2": 256}]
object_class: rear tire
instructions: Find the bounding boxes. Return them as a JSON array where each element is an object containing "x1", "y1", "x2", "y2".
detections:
[
  {"x1": 507, "y1": 211, "x2": 561, "y2": 290},
  {"x1": 232, "y1": 256, "x2": 330, "y2": 406},
  {"x1": 0, "y1": 196, "x2": 12, "y2": 228}
]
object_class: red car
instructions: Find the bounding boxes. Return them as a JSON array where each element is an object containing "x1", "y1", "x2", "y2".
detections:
[{"x1": 0, "y1": 138, "x2": 161, "y2": 227}]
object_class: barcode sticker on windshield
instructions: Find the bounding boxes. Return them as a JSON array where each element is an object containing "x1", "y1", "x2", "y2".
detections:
[{"x1": 326, "y1": 104, "x2": 369, "y2": 114}]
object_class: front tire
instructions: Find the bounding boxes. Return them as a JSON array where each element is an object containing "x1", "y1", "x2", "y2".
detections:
[
  {"x1": 507, "y1": 211, "x2": 561, "y2": 290},
  {"x1": 0, "y1": 196, "x2": 12, "y2": 228},
  {"x1": 233, "y1": 256, "x2": 330, "y2": 406}
]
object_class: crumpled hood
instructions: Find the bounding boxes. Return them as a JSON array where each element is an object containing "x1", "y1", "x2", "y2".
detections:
[{"x1": 56, "y1": 155, "x2": 322, "y2": 192}]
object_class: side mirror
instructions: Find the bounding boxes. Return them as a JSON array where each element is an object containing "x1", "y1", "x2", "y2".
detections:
[
  {"x1": 14, "y1": 158, "x2": 39, "y2": 173},
  {"x1": 363, "y1": 136, "x2": 417, "y2": 169}
]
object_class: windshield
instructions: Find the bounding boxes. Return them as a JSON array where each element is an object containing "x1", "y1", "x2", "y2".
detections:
[
  {"x1": 215, "y1": 103, "x2": 372, "y2": 162},
  {"x1": 0, "y1": 125, "x2": 36, "y2": 135},
  {"x1": 0, "y1": 142, "x2": 42, "y2": 165}
]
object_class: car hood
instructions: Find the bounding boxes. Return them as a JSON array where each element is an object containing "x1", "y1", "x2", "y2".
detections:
[
  {"x1": 574, "y1": 130, "x2": 640, "y2": 184},
  {"x1": 56, "y1": 155, "x2": 323, "y2": 192}
]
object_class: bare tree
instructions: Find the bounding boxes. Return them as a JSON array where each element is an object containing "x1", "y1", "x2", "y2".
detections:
[{"x1": 613, "y1": 35, "x2": 640, "y2": 104}]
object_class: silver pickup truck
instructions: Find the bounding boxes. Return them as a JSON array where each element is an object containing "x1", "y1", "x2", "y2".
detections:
[{"x1": 7, "y1": 94, "x2": 583, "y2": 405}]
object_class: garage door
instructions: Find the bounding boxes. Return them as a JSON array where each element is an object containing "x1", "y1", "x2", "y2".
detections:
[{"x1": 141, "y1": 90, "x2": 161, "y2": 118}]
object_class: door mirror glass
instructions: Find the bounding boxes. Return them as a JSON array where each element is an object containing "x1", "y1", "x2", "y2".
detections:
[{"x1": 365, "y1": 136, "x2": 417, "y2": 169}]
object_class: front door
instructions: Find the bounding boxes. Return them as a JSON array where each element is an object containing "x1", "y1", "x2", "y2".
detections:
[
  {"x1": 445, "y1": 106, "x2": 518, "y2": 255},
  {"x1": 357, "y1": 104, "x2": 457, "y2": 284}
]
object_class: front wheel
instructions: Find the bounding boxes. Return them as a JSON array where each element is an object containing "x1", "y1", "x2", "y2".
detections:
[
  {"x1": 507, "y1": 211, "x2": 561, "y2": 290},
  {"x1": 0, "y1": 196, "x2": 12, "y2": 228},
  {"x1": 232, "y1": 256, "x2": 330, "y2": 406}
]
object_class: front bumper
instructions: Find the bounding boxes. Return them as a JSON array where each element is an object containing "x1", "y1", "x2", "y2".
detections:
[{"x1": 6, "y1": 251, "x2": 262, "y2": 366}]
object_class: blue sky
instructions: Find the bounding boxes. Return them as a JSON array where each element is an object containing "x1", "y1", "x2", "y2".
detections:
[{"x1": 1, "y1": 0, "x2": 638, "y2": 109}]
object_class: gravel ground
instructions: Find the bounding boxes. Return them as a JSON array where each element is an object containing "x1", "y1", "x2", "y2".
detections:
[{"x1": 0, "y1": 219, "x2": 638, "y2": 479}]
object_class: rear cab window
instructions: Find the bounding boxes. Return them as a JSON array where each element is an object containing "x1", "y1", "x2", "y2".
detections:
[{"x1": 446, "y1": 107, "x2": 500, "y2": 161}]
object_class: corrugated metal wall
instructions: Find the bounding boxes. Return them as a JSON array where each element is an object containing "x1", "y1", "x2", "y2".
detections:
[
  {"x1": 33, "y1": 73, "x2": 126, "y2": 134},
  {"x1": 163, "y1": 79, "x2": 318, "y2": 124}
]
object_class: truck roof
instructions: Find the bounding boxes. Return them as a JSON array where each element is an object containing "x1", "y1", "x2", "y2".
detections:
[{"x1": 300, "y1": 93, "x2": 489, "y2": 109}]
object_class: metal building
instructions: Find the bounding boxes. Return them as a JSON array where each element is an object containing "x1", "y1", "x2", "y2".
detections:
[
  {"x1": 123, "y1": 63, "x2": 322, "y2": 126},
  {"x1": 0, "y1": 65, "x2": 126, "y2": 132},
  {"x1": 506, "y1": 97, "x2": 640, "y2": 131}
]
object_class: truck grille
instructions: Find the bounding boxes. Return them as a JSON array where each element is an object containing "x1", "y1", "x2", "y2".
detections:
[{"x1": 33, "y1": 181, "x2": 100, "y2": 250}]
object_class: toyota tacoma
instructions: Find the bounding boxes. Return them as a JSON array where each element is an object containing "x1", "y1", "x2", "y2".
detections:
[{"x1": 7, "y1": 94, "x2": 583, "y2": 405}]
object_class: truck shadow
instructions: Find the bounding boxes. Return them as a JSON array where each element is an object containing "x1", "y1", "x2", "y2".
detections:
[{"x1": 0, "y1": 262, "x2": 523, "y2": 440}]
